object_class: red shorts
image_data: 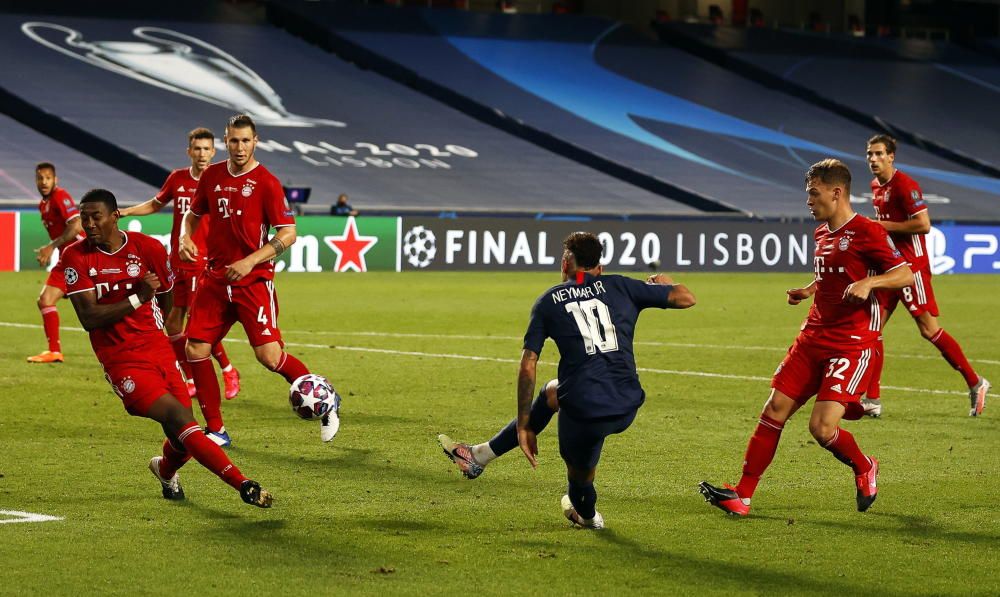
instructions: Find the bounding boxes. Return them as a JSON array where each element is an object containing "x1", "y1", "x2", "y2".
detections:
[
  {"x1": 101, "y1": 342, "x2": 190, "y2": 417},
  {"x1": 878, "y1": 268, "x2": 938, "y2": 318},
  {"x1": 186, "y1": 276, "x2": 283, "y2": 347},
  {"x1": 45, "y1": 262, "x2": 67, "y2": 293},
  {"x1": 172, "y1": 268, "x2": 203, "y2": 309},
  {"x1": 771, "y1": 336, "x2": 879, "y2": 420}
]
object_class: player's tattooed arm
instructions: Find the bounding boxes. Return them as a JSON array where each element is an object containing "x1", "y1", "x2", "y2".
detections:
[
  {"x1": 225, "y1": 225, "x2": 297, "y2": 282},
  {"x1": 516, "y1": 349, "x2": 540, "y2": 469},
  {"x1": 68, "y1": 273, "x2": 161, "y2": 331},
  {"x1": 268, "y1": 237, "x2": 286, "y2": 257}
]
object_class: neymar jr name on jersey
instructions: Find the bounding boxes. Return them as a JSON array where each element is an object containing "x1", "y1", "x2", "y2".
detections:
[{"x1": 550, "y1": 281, "x2": 607, "y2": 304}]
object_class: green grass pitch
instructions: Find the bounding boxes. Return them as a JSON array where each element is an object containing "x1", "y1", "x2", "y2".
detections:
[{"x1": 0, "y1": 270, "x2": 997, "y2": 596}]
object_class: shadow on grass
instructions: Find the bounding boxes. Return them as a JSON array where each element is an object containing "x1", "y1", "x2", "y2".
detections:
[
  {"x1": 796, "y1": 511, "x2": 1000, "y2": 546},
  {"x1": 516, "y1": 529, "x2": 912, "y2": 597}
]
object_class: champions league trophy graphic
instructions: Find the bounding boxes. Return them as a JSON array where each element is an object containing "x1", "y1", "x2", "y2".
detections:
[{"x1": 21, "y1": 22, "x2": 345, "y2": 128}]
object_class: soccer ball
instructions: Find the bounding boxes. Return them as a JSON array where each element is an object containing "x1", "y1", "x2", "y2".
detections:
[
  {"x1": 288, "y1": 374, "x2": 339, "y2": 420},
  {"x1": 402, "y1": 225, "x2": 436, "y2": 268}
]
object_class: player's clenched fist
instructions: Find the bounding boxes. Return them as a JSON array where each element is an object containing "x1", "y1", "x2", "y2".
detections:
[
  {"x1": 843, "y1": 279, "x2": 872, "y2": 304},
  {"x1": 138, "y1": 272, "x2": 161, "y2": 302}
]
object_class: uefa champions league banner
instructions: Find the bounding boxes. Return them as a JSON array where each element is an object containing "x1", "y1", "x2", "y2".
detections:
[
  {"x1": 396, "y1": 217, "x2": 1000, "y2": 274},
  {"x1": 5, "y1": 212, "x2": 1000, "y2": 274}
]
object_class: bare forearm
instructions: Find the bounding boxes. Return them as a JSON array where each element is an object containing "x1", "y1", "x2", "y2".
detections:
[
  {"x1": 869, "y1": 265, "x2": 914, "y2": 291},
  {"x1": 74, "y1": 297, "x2": 140, "y2": 331},
  {"x1": 181, "y1": 211, "x2": 201, "y2": 238},
  {"x1": 51, "y1": 219, "x2": 81, "y2": 248},
  {"x1": 879, "y1": 212, "x2": 930, "y2": 235},
  {"x1": 246, "y1": 226, "x2": 296, "y2": 267},
  {"x1": 516, "y1": 352, "x2": 538, "y2": 428},
  {"x1": 121, "y1": 199, "x2": 163, "y2": 217}
]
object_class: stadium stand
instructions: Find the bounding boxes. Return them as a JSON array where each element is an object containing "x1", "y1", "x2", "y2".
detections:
[
  {"x1": 0, "y1": 14, "x2": 699, "y2": 217},
  {"x1": 268, "y1": 2, "x2": 1000, "y2": 220},
  {"x1": 0, "y1": 112, "x2": 156, "y2": 203},
  {"x1": 655, "y1": 23, "x2": 1000, "y2": 174}
]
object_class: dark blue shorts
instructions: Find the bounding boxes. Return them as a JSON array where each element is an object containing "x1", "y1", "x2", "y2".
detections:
[{"x1": 557, "y1": 409, "x2": 637, "y2": 470}]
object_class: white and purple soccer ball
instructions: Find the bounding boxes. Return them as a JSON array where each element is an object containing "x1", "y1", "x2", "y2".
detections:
[{"x1": 289, "y1": 374, "x2": 339, "y2": 421}]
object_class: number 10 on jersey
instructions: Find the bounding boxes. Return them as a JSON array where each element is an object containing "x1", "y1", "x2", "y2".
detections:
[{"x1": 565, "y1": 299, "x2": 619, "y2": 355}]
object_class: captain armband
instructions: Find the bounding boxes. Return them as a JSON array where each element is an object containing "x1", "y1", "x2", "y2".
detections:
[{"x1": 268, "y1": 237, "x2": 287, "y2": 257}]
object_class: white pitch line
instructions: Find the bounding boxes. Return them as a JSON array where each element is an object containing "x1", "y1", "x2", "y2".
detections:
[
  {"x1": 280, "y1": 328, "x2": 1000, "y2": 366},
  {"x1": 0, "y1": 510, "x2": 64, "y2": 524},
  {"x1": 0, "y1": 321, "x2": 983, "y2": 396}
]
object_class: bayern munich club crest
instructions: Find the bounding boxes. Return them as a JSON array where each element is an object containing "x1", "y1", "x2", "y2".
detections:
[
  {"x1": 121, "y1": 377, "x2": 136, "y2": 394},
  {"x1": 126, "y1": 257, "x2": 142, "y2": 277},
  {"x1": 838, "y1": 236, "x2": 850, "y2": 251},
  {"x1": 242, "y1": 180, "x2": 256, "y2": 197},
  {"x1": 64, "y1": 267, "x2": 79, "y2": 285}
]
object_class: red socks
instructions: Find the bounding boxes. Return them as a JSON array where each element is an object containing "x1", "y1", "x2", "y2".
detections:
[
  {"x1": 212, "y1": 342, "x2": 231, "y2": 370},
  {"x1": 867, "y1": 337, "x2": 884, "y2": 399},
  {"x1": 273, "y1": 352, "x2": 309, "y2": 384},
  {"x1": 158, "y1": 437, "x2": 191, "y2": 480},
  {"x1": 735, "y1": 415, "x2": 784, "y2": 499},
  {"x1": 821, "y1": 428, "x2": 871, "y2": 475},
  {"x1": 188, "y1": 357, "x2": 224, "y2": 432},
  {"x1": 930, "y1": 329, "x2": 979, "y2": 387},
  {"x1": 40, "y1": 306, "x2": 60, "y2": 352},
  {"x1": 176, "y1": 423, "x2": 247, "y2": 490},
  {"x1": 169, "y1": 334, "x2": 193, "y2": 379}
]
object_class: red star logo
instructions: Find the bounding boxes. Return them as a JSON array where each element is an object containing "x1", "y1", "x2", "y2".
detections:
[{"x1": 324, "y1": 217, "x2": 377, "y2": 272}]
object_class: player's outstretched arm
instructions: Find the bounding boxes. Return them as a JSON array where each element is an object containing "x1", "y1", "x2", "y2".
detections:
[
  {"x1": 119, "y1": 198, "x2": 164, "y2": 218},
  {"x1": 877, "y1": 211, "x2": 930, "y2": 235},
  {"x1": 516, "y1": 349, "x2": 540, "y2": 469},
  {"x1": 843, "y1": 265, "x2": 913, "y2": 304},
  {"x1": 787, "y1": 280, "x2": 818, "y2": 305},
  {"x1": 69, "y1": 273, "x2": 160, "y2": 331},
  {"x1": 647, "y1": 273, "x2": 696, "y2": 308}
]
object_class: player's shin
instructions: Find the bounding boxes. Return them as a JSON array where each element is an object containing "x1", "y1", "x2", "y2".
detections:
[
  {"x1": 929, "y1": 329, "x2": 979, "y2": 387},
  {"x1": 272, "y1": 352, "x2": 309, "y2": 384},
  {"x1": 158, "y1": 437, "x2": 191, "y2": 480},
  {"x1": 567, "y1": 478, "x2": 598, "y2": 520},
  {"x1": 188, "y1": 357, "x2": 224, "y2": 432},
  {"x1": 820, "y1": 428, "x2": 871, "y2": 475},
  {"x1": 40, "y1": 306, "x2": 61, "y2": 353},
  {"x1": 736, "y1": 415, "x2": 785, "y2": 499},
  {"x1": 176, "y1": 422, "x2": 248, "y2": 490},
  {"x1": 212, "y1": 342, "x2": 232, "y2": 370},
  {"x1": 169, "y1": 334, "x2": 192, "y2": 379}
]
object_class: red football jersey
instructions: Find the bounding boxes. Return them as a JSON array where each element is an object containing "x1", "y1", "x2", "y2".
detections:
[
  {"x1": 38, "y1": 187, "x2": 81, "y2": 243},
  {"x1": 871, "y1": 169, "x2": 929, "y2": 272},
  {"x1": 61, "y1": 232, "x2": 175, "y2": 361},
  {"x1": 189, "y1": 161, "x2": 295, "y2": 286},
  {"x1": 155, "y1": 168, "x2": 209, "y2": 273},
  {"x1": 802, "y1": 214, "x2": 907, "y2": 348}
]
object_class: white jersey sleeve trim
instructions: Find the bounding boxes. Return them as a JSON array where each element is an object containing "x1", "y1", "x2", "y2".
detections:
[{"x1": 65, "y1": 286, "x2": 95, "y2": 296}]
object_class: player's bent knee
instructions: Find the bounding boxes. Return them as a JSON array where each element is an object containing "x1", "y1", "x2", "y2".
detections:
[
  {"x1": 185, "y1": 340, "x2": 212, "y2": 361},
  {"x1": 808, "y1": 419, "x2": 836, "y2": 443}
]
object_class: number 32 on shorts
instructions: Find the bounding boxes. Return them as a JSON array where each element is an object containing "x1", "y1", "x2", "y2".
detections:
[{"x1": 825, "y1": 357, "x2": 850, "y2": 379}]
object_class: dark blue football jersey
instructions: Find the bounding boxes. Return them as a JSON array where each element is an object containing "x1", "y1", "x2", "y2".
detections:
[{"x1": 523, "y1": 273, "x2": 672, "y2": 419}]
